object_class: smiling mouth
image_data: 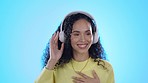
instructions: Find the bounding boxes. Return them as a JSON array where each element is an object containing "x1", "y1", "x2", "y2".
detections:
[{"x1": 77, "y1": 44, "x2": 88, "y2": 49}]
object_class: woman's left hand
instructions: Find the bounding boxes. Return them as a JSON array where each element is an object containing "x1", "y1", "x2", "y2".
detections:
[{"x1": 72, "y1": 70, "x2": 100, "y2": 83}]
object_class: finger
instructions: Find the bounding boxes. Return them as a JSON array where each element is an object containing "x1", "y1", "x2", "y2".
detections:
[
  {"x1": 51, "y1": 32, "x2": 59, "y2": 49},
  {"x1": 92, "y1": 70, "x2": 99, "y2": 80},
  {"x1": 50, "y1": 32, "x2": 56, "y2": 45},
  {"x1": 73, "y1": 79, "x2": 84, "y2": 83},
  {"x1": 73, "y1": 80, "x2": 84, "y2": 83},
  {"x1": 76, "y1": 72, "x2": 90, "y2": 79},
  {"x1": 72, "y1": 76, "x2": 85, "y2": 82},
  {"x1": 54, "y1": 31, "x2": 59, "y2": 44}
]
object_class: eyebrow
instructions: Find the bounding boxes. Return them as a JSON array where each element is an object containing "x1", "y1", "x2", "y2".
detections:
[{"x1": 72, "y1": 30, "x2": 91, "y2": 33}]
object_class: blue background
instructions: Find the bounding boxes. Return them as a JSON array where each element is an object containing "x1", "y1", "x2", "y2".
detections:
[{"x1": 0, "y1": 0, "x2": 148, "y2": 83}]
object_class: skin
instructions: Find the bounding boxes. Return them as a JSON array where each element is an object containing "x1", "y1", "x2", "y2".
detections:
[
  {"x1": 46, "y1": 19, "x2": 100, "y2": 83},
  {"x1": 71, "y1": 19, "x2": 93, "y2": 61}
]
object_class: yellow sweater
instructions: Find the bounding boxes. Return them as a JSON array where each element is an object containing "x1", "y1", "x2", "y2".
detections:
[{"x1": 35, "y1": 58, "x2": 115, "y2": 83}]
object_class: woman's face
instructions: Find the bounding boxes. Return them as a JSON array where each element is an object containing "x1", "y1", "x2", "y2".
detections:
[{"x1": 70, "y1": 19, "x2": 93, "y2": 54}]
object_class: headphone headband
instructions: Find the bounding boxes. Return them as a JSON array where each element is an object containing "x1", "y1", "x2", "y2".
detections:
[{"x1": 60, "y1": 11, "x2": 95, "y2": 31}]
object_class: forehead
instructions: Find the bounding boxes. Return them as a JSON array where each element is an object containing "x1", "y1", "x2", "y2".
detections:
[{"x1": 72, "y1": 19, "x2": 92, "y2": 32}]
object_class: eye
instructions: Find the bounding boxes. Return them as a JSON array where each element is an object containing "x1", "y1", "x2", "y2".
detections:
[
  {"x1": 86, "y1": 32, "x2": 91, "y2": 35},
  {"x1": 73, "y1": 33, "x2": 79, "y2": 36}
]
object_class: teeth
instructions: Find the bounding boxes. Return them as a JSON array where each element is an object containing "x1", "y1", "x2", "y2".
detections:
[{"x1": 78, "y1": 44, "x2": 87, "y2": 48}]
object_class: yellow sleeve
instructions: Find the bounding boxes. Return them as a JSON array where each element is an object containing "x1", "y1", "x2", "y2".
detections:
[
  {"x1": 35, "y1": 67, "x2": 55, "y2": 83},
  {"x1": 107, "y1": 70, "x2": 115, "y2": 83},
  {"x1": 107, "y1": 65, "x2": 115, "y2": 83}
]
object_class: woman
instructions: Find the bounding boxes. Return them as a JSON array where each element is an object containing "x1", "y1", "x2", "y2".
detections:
[{"x1": 35, "y1": 11, "x2": 115, "y2": 83}]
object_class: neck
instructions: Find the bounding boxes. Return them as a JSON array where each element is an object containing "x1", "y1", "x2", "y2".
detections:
[{"x1": 73, "y1": 52, "x2": 89, "y2": 62}]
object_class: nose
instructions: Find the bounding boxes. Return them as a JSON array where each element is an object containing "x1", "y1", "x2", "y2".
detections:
[{"x1": 80, "y1": 34, "x2": 85, "y2": 42}]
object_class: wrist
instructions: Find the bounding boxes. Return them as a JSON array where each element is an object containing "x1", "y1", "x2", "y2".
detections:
[{"x1": 46, "y1": 59, "x2": 58, "y2": 70}]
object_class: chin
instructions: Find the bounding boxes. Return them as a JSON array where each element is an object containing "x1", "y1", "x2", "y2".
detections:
[{"x1": 76, "y1": 49, "x2": 89, "y2": 54}]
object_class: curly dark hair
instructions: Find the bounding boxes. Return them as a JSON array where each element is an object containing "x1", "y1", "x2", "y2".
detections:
[{"x1": 42, "y1": 12, "x2": 107, "y2": 69}]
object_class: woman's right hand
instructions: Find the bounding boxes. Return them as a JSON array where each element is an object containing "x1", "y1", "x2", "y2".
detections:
[{"x1": 46, "y1": 31, "x2": 64, "y2": 69}]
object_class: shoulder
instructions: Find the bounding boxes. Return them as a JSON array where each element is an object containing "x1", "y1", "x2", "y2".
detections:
[
  {"x1": 92, "y1": 58, "x2": 113, "y2": 71},
  {"x1": 100, "y1": 59, "x2": 113, "y2": 71}
]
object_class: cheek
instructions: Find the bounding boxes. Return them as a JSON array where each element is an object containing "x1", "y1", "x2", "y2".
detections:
[
  {"x1": 86, "y1": 36, "x2": 93, "y2": 42},
  {"x1": 70, "y1": 38, "x2": 78, "y2": 49},
  {"x1": 91, "y1": 36, "x2": 93, "y2": 42},
  {"x1": 70, "y1": 38, "x2": 78, "y2": 44}
]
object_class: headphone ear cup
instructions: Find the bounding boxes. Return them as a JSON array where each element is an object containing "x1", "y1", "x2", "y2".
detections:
[
  {"x1": 59, "y1": 31, "x2": 65, "y2": 42},
  {"x1": 93, "y1": 32, "x2": 99, "y2": 44}
]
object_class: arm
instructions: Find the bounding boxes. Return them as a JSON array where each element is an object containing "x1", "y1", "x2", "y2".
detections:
[
  {"x1": 107, "y1": 65, "x2": 115, "y2": 83},
  {"x1": 35, "y1": 32, "x2": 64, "y2": 83},
  {"x1": 35, "y1": 68, "x2": 55, "y2": 83}
]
